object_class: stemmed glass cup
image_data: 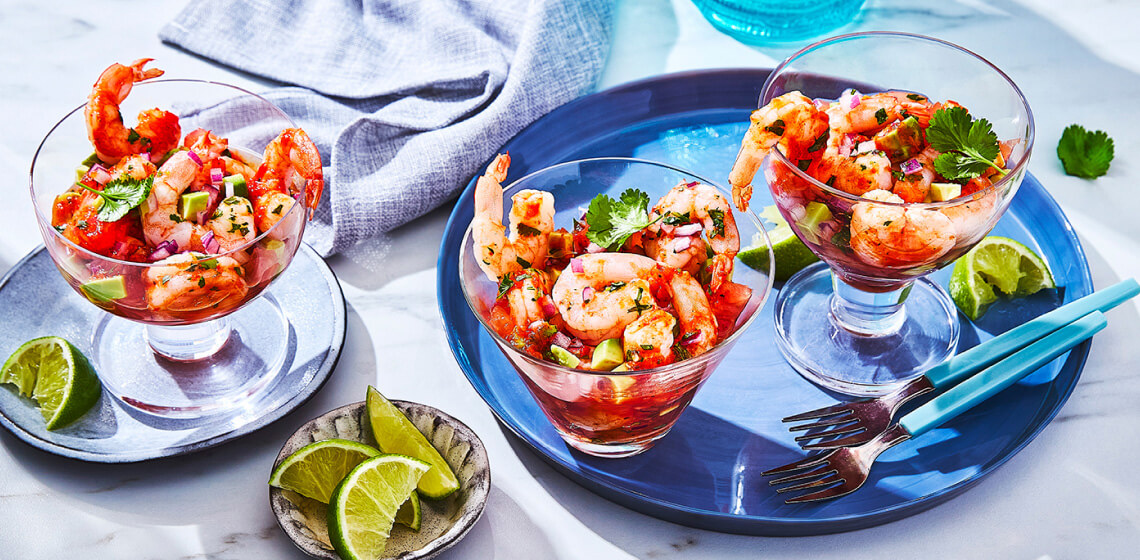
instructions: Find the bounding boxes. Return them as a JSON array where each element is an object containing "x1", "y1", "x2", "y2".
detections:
[{"x1": 760, "y1": 32, "x2": 1034, "y2": 395}]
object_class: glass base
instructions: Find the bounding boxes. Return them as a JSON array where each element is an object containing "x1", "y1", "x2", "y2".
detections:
[
  {"x1": 773, "y1": 263, "x2": 959, "y2": 396},
  {"x1": 91, "y1": 294, "x2": 290, "y2": 418},
  {"x1": 562, "y1": 429, "x2": 673, "y2": 458}
]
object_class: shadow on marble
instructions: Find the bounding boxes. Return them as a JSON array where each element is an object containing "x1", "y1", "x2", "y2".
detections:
[
  {"x1": 325, "y1": 202, "x2": 455, "y2": 292},
  {"x1": 0, "y1": 302, "x2": 376, "y2": 558}
]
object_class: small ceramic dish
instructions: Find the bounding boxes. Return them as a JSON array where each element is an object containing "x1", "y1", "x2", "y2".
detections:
[{"x1": 270, "y1": 400, "x2": 490, "y2": 559}]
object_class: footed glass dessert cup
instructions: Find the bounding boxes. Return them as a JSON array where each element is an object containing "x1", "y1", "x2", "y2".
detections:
[
  {"x1": 759, "y1": 32, "x2": 1034, "y2": 395},
  {"x1": 30, "y1": 79, "x2": 311, "y2": 419},
  {"x1": 460, "y1": 158, "x2": 774, "y2": 458}
]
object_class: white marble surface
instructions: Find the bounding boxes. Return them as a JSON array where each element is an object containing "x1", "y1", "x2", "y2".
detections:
[{"x1": 3, "y1": 0, "x2": 1140, "y2": 558}]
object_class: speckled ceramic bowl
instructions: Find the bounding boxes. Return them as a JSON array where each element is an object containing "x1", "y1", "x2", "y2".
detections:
[{"x1": 270, "y1": 400, "x2": 490, "y2": 559}]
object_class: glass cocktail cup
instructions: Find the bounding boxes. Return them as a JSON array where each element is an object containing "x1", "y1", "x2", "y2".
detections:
[
  {"x1": 760, "y1": 32, "x2": 1033, "y2": 395},
  {"x1": 460, "y1": 158, "x2": 774, "y2": 458},
  {"x1": 30, "y1": 79, "x2": 312, "y2": 419}
]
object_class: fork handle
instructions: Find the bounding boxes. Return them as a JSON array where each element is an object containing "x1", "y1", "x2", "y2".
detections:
[
  {"x1": 900, "y1": 311, "x2": 1106, "y2": 437},
  {"x1": 925, "y1": 279, "x2": 1138, "y2": 389}
]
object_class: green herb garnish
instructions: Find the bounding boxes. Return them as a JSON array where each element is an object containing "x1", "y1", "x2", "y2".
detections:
[
  {"x1": 76, "y1": 175, "x2": 153, "y2": 222},
  {"x1": 1057, "y1": 124, "x2": 1114, "y2": 179},
  {"x1": 584, "y1": 188, "x2": 658, "y2": 250},
  {"x1": 516, "y1": 223, "x2": 542, "y2": 237},
  {"x1": 709, "y1": 209, "x2": 726, "y2": 238},
  {"x1": 926, "y1": 107, "x2": 1006, "y2": 182}
]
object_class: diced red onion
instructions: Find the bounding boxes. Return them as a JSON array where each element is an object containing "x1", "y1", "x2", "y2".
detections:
[
  {"x1": 901, "y1": 158, "x2": 922, "y2": 175},
  {"x1": 550, "y1": 331, "x2": 572, "y2": 348},
  {"x1": 528, "y1": 320, "x2": 545, "y2": 330},
  {"x1": 167, "y1": 223, "x2": 194, "y2": 251},
  {"x1": 586, "y1": 242, "x2": 604, "y2": 253},
  {"x1": 186, "y1": 151, "x2": 203, "y2": 167},
  {"x1": 839, "y1": 134, "x2": 856, "y2": 158},
  {"x1": 196, "y1": 185, "x2": 221, "y2": 225},
  {"x1": 680, "y1": 331, "x2": 704, "y2": 345},
  {"x1": 819, "y1": 221, "x2": 839, "y2": 239},
  {"x1": 839, "y1": 89, "x2": 861, "y2": 110},
  {"x1": 671, "y1": 236, "x2": 692, "y2": 252},
  {"x1": 149, "y1": 240, "x2": 177, "y2": 261},
  {"x1": 814, "y1": 99, "x2": 829, "y2": 110},
  {"x1": 210, "y1": 168, "x2": 224, "y2": 184},
  {"x1": 201, "y1": 231, "x2": 220, "y2": 254},
  {"x1": 541, "y1": 299, "x2": 557, "y2": 317},
  {"x1": 855, "y1": 141, "x2": 876, "y2": 155},
  {"x1": 570, "y1": 257, "x2": 584, "y2": 274},
  {"x1": 111, "y1": 241, "x2": 127, "y2": 255},
  {"x1": 90, "y1": 165, "x2": 112, "y2": 185},
  {"x1": 139, "y1": 152, "x2": 150, "y2": 163},
  {"x1": 578, "y1": 206, "x2": 589, "y2": 219},
  {"x1": 673, "y1": 223, "x2": 702, "y2": 236},
  {"x1": 660, "y1": 223, "x2": 674, "y2": 235},
  {"x1": 567, "y1": 338, "x2": 583, "y2": 350},
  {"x1": 684, "y1": 181, "x2": 699, "y2": 189},
  {"x1": 224, "y1": 179, "x2": 234, "y2": 198},
  {"x1": 582, "y1": 286, "x2": 595, "y2": 301}
]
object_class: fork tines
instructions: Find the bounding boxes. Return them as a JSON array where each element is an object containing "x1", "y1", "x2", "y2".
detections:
[{"x1": 761, "y1": 451, "x2": 858, "y2": 504}]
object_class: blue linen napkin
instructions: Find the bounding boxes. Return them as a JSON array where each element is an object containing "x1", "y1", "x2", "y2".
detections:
[{"x1": 160, "y1": 0, "x2": 614, "y2": 256}]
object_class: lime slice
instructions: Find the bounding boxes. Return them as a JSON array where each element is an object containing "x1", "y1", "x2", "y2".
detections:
[
  {"x1": 949, "y1": 236, "x2": 1055, "y2": 320},
  {"x1": 366, "y1": 387, "x2": 461, "y2": 499},
  {"x1": 739, "y1": 227, "x2": 819, "y2": 281},
  {"x1": 394, "y1": 490, "x2": 422, "y2": 531},
  {"x1": 1, "y1": 337, "x2": 101, "y2": 430},
  {"x1": 269, "y1": 438, "x2": 381, "y2": 503},
  {"x1": 328, "y1": 454, "x2": 430, "y2": 560}
]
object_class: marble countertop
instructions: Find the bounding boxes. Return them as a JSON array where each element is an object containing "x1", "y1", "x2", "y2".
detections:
[{"x1": 3, "y1": 0, "x2": 1140, "y2": 558}]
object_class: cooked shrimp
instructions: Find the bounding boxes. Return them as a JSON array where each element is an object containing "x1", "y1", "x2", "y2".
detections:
[
  {"x1": 729, "y1": 91, "x2": 830, "y2": 210},
  {"x1": 208, "y1": 196, "x2": 256, "y2": 251},
  {"x1": 645, "y1": 181, "x2": 740, "y2": 288},
  {"x1": 666, "y1": 270, "x2": 718, "y2": 357},
  {"x1": 622, "y1": 309, "x2": 676, "y2": 364},
  {"x1": 826, "y1": 91, "x2": 938, "y2": 135},
  {"x1": 249, "y1": 128, "x2": 324, "y2": 233},
  {"x1": 85, "y1": 59, "x2": 180, "y2": 164},
  {"x1": 551, "y1": 253, "x2": 658, "y2": 345},
  {"x1": 141, "y1": 150, "x2": 201, "y2": 248},
  {"x1": 471, "y1": 154, "x2": 556, "y2": 282},
  {"x1": 849, "y1": 190, "x2": 955, "y2": 268},
  {"x1": 890, "y1": 147, "x2": 938, "y2": 203},
  {"x1": 144, "y1": 253, "x2": 247, "y2": 312},
  {"x1": 813, "y1": 147, "x2": 894, "y2": 196}
]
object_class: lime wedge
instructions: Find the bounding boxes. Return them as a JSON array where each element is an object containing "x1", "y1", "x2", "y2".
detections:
[
  {"x1": 328, "y1": 454, "x2": 430, "y2": 560},
  {"x1": 739, "y1": 227, "x2": 819, "y2": 281},
  {"x1": 367, "y1": 387, "x2": 460, "y2": 499},
  {"x1": 949, "y1": 236, "x2": 1056, "y2": 320},
  {"x1": 394, "y1": 490, "x2": 422, "y2": 531},
  {"x1": 269, "y1": 438, "x2": 381, "y2": 503},
  {"x1": 1, "y1": 337, "x2": 101, "y2": 429}
]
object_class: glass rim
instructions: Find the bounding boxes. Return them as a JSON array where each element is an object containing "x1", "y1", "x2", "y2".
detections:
[
  {"x1": 28, "y1": 78, "x2": 306, "y2": 268},
  {"x1": 760, "y1": 31, "x2": 1036, "y2": 209},
  {"x1": 459, "y1": 156, "x2": 775, "y2": 378}
]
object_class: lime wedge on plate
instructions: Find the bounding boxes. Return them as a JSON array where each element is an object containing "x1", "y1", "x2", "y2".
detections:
[
  {"x1": 269, "y1": 438, "x2": 381, "y2": 503},
  {"x1": 739, "y1": 205, "x2": 819, "y2": 281},
  {"x1": 949, "y1": 236, "x2": 1055, "y2": 320},
  {"x1": 394, "y1": 490, "x2": 422, "y2": 531},
  {"x1": 1, "y1": 336, "x2": 101, "y2": 430},
  {"x1": 367, "y1": 386, "x2": 460, "y2": 499},
  {"x1": 328, "y1": 454, "x2": 430, "y2": 560}
]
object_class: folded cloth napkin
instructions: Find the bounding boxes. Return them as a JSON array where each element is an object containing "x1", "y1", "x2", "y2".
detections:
[{"x1": 160, "y1": 0, "x2": 614, "y2": 256}]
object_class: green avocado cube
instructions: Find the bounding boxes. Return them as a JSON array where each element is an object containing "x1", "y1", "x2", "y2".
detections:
[
  {"x1": 611, "y1": 362, "x2": 632, "y2": 372},
  {"x1": 222, "y1": 175, "x2": 249, "y2": 199},
  {"x1": 81, "y1": 276, "x2": 127, "y2": 303},
  {"x1": 797, "y1": 202, "x2": 833, "y2": 243},
  {"x1": 590, "y1": 338, "x2": 624, "y2": 371},
  {"x1": 549, "y1": 345, "x2": 580, "y2": 368},
  {"x1": 928, "y1": 182, "x2": 962, "y2": 202},
  {"x1": 180, "y1": 191, "x2": 211, "y2": 221},
  {"x1": 875, "y1": 116, "x2": 924, "y2": 163}
]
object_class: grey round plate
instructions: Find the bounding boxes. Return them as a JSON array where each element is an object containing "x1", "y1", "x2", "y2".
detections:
[
  {"x1": 270, "y1": 400, "x2": 490, "y2": 560},
  {"x1": 0, "y1": 244, "x2": 345, "y2": 463}
]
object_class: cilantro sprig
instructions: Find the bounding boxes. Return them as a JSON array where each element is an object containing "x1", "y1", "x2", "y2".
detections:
[
  {"x1": 926, "y1": 107, "x2": 1006, "y2": 182},
  {"x1": 584, "y1": 188, "x2": 658, "y2": 250},
  {"x1": 1057, "y1": 124, "x2": 1114, "y2": 179},
  {"x1": 76, "y1": 175, "x2": 154, "y2": 222}
]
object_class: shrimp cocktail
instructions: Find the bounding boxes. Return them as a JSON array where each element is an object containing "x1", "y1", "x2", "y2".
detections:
[
  {"x1": 30, "y1": 59, "x2": 324, "y2": 417},
  {"x1": 460, "y1": 157, "x2": 773, "y2": 457},
  {"x1": 729, "y1": 33, "x2": 1034, "y2": 395}
]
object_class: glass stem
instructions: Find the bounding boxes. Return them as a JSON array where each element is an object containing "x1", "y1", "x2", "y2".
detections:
[
  {"x1": 829, "y1": 274, "x2": 912, "y2": 336},
  {"x1": 145, "y1": 318, "x2": 232, "y2": 362}
]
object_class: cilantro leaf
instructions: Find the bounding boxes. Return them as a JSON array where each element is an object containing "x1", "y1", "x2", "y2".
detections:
[
  {"x1": 584, "y1": 188, "x2": 656, "y2": 250},
  {"x1": 1057, "y1": 124, "x2": 1114, "y2": 179},
  {"x1": 77, "y1": 175, "x2": 154, "y2": 222},
  {"x1": 926, "y1": 107, "x2": 1004, "y2": 182}
]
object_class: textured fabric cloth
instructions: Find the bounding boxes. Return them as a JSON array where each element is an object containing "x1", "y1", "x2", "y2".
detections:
[{"x1": 160, "y1": 0, "x2": 614, "y2": 256}]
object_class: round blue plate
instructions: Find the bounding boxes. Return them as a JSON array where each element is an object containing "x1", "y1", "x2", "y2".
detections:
[{"x1": 436, "y1": 69, "x2": 1092, "y2": 535}]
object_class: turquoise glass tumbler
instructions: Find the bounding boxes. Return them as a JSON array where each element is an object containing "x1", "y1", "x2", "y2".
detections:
[{"x1": 692, "y1": 0, "x2": 865, "y2": 44}]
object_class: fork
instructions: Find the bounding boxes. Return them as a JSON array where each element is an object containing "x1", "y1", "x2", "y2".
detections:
[
  {"x1": 787, "y1": 279, "x2": 1139, "y2": 450},
  {"x1": 764, "y1": 311, "x2": 1107, "y2": 503}
]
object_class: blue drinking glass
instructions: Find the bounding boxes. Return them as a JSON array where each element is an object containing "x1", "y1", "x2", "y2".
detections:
[{"x1": 692, "y1": 0, "x2": 865, "y2": 44}]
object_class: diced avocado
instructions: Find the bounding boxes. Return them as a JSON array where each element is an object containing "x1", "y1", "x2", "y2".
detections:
[
  {"x1": 590, "y1": 338, "x2": 624, "y2": 371},
  {"x1": 549, "y1": 345, "x2": 580, "y2": 368},
  {"x1": 180, "y1": 191, "x2": 211, "y2": 221},
  {"x1": 222, "y1": 175, "x2": 249, "y2": 198},
  {"x1": 797, "y1": 202, "x2": 833, "y2": 243},
  {"x1": 927, "y1": 182, "x2": 962, "y2": 202},
  {"x1": 80, "y1": 152, "x2": 101, "y2": 167},
  {"x1": 874, "y1": 116, "x2": 924, "y2": 163},
  {"x1": 81, "y1": 276, "x2": 127, "y2": 303},
  {"x1": 75, "y1": 165, "x2": 90, "y2": 182},
  {"x1": 611, "y1": 362, "x2": 631, "y2": 372}
]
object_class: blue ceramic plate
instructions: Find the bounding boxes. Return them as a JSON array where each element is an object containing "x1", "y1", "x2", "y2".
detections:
[
  {"x1": 0, "y1": 244, "x2": 345, "y2": 463},
  {"x1": 436, "y1": 69, "x2": 1092, "y2": 535}
]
